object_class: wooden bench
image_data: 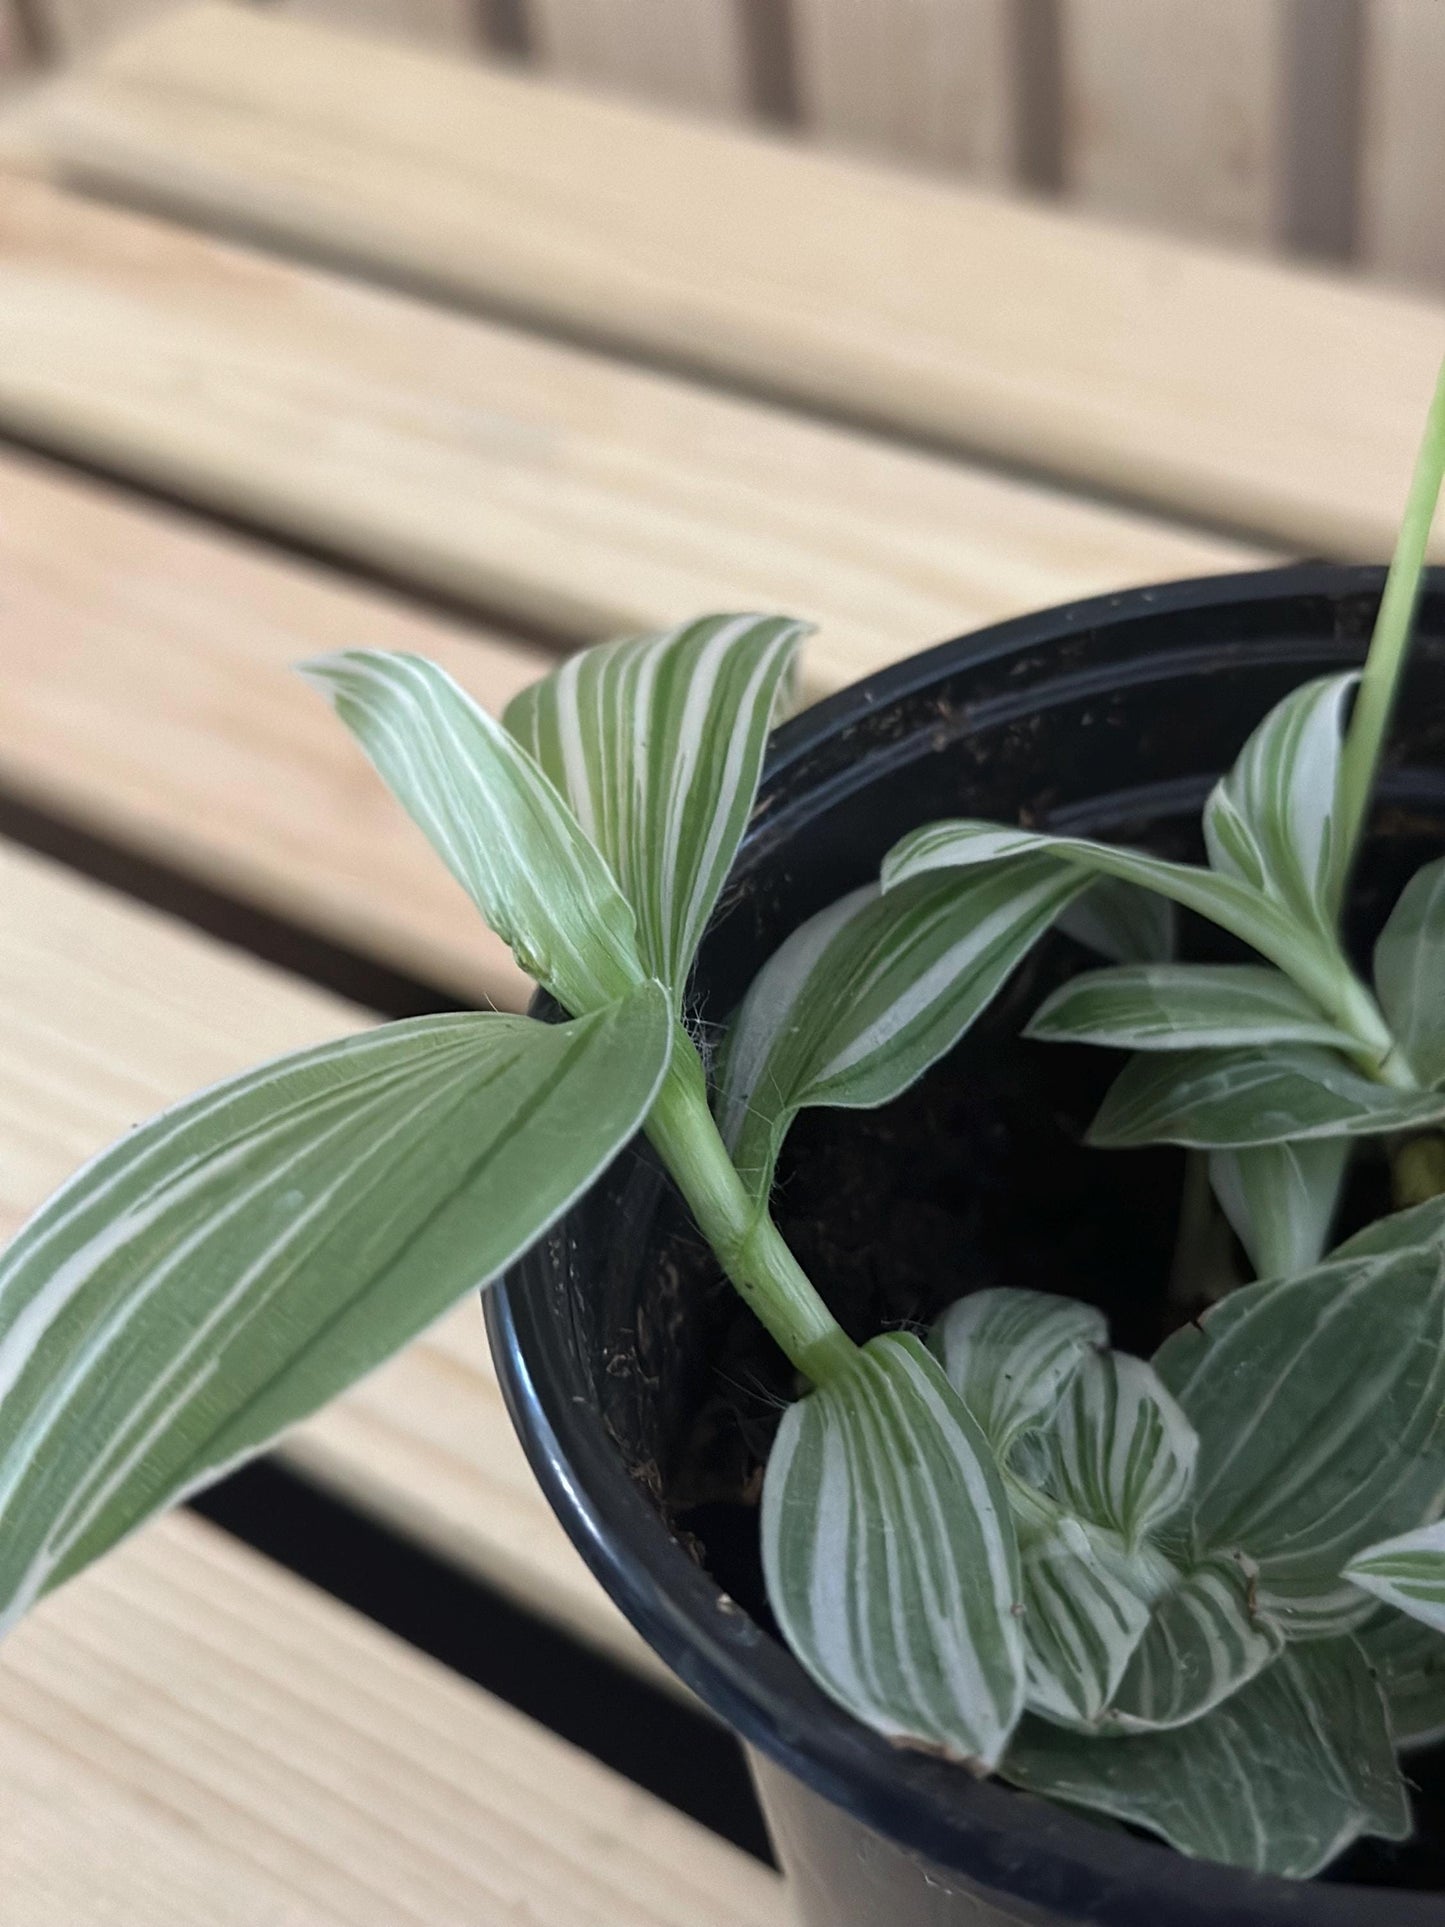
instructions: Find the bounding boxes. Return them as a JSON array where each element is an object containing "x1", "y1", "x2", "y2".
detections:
[{"x1": 3, "y1": 8, "x2": 1445, "y2": 1915}]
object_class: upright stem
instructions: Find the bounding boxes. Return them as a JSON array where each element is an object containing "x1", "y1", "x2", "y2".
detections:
[
  {"x1": 645, "y1": 1033, "x2": 857, "y2": 1387},
  {"x1": 1337, "y1": 360, "x2": 1445, "y2": 880}
]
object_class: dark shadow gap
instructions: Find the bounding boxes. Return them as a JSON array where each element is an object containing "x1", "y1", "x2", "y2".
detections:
[{"x1": 189, "y1": 1458, "x2": 774, "y2": 1864}]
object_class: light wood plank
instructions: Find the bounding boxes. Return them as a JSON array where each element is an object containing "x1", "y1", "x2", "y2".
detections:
[
  {"x1": 1059, "y1": 0, "x2": 1287, "y2": 249},
  {"x1": 1359, "y1": 0, "x2": 1445, "y2": 289},
  {"x1": 0, "y1": 449, "x2": 541, "y2": 1010},
  {"x1": 6, "y1": 6, "x2": 1441, "y2": 565},
  {"x1": 790, "y1": 0, "x2": 1018, "y2": 177},
  {"x1": 2, "y1": 1508, "x2": 784, "y2": 1923},
  {"x1": 0, "y1": 176, "x2": 1263, "y2": 701},
  {"x1": 526, "y1": 0, "x2": 750, "y2": 115},
  {"x1": 0, "y1": 837, "x2": 664, "y2": 1680}
]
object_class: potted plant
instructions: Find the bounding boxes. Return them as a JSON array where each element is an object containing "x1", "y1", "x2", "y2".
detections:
[{"x1": 5, "y1": 370, "x2": 1445, "y2": 1924}]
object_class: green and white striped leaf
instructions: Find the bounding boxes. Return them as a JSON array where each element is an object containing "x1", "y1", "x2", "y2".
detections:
[
  {"x1": 1002, "y1": 1638, "x2": 1409, "y2": 1878},
  {"x1": 1027, "y1": 964, "x2": 1352, "y2": 1054},
  {"x1": 761, "y1": 1331, "x2": 1024, "y2": 1768},
  {"x1": 717, "y1": 861, "x2": 1085, "y2": 1202},
  {"x1": 503, "y1": 614, "x2": 806, "y2": 999},
  {"x1": 1375, "y1": 855, "x2": 1445, "y2": 1086},
  {"x1": 932, "y1": 1288, "x2": 1106, "y2": 1453},
  {"x1": 1155, "y1": 1245, "x2": 1445, "y2": 1635},
  {"x1": 883, "y1": 821, "x2": 1317, "y2": 990},
  {"x1": 1357, "y1": 1609, "x2": 1445, "y2": 1749},
  {"x1": 1202, "y1": 674, "x2": 1355, "y2": 933},
  {"x1": 1057, "y1": 877, "x2": 1175, "y2": 965},
  {"x1": 303, "y1": 651, "x2": 645, "y2": 1014},
  {"x1": 1017, "y1": 1514, "x2": 1162, "y2": 1727},
  {"x1": 1347, "y1": 1521, "x2": 1445, "y2": 1634},
  {"x1": 1106, "y1": 1554, "x2": 1284, "y2": 1731},
  {"x1": 0, "y1": 988, "x2": 671, "y2": 1632},
  {"x1": 1089, "y1": 1044, "x2": 1445, "y2": 1149},
  {"x1": 1042, "y1": 1351, "x2": 1198, "y2": 1549},
  {"x1": 1335, "y1": 1190, "x2": 1445, "y2": 1260},
  {"x1": 1209, "y1": 1139, "x2": 1350, "y2": 1278}
]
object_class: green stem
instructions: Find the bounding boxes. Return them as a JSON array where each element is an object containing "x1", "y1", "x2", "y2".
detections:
[
  {"x1": 1337, "y1": 359, "x2": 1445, "y2": 879},
  {"x1": 645, "y1": 1031, "x2": 857, "y2": 1386}
]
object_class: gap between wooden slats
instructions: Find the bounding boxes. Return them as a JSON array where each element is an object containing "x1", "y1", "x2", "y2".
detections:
[
  {"x1": 1, "y1": 1509, "x2": 783, "y2": 1924},
  {"x1": 525, "y1": 0, "x2": 752, "y2": 114},
  {"x1": 1358, "y1": 0, "x2": 1445, "y2": 291}
]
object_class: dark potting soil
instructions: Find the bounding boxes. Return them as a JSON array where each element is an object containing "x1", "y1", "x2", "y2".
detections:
[{"x1": 653, "y1": 928, "x2": 1445, "y2": 1893}]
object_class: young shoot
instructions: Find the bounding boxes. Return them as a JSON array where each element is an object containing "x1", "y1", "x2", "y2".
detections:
[{"x1": 2, "y1": 373, "x2": 1444, "y2": 1885}]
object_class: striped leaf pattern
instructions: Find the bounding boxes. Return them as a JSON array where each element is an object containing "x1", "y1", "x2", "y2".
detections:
[
  {"x1": 1375, "y1": 855, "x2": 1445, "y2": 1087},
  {"x1": 1027, "y1": 964, "x2": 1353, "y2": 1055},
  {"x1": 1209, "y1": 1140, "x2": 1349, "y2": 1278},
  {"x1": 1043, "y1": 1351, "x2": 1198, "y2": 1550},
  {"x1": 0, "y1": 989, "x2": 671, "y2": 1631},
  {"x1": 1203, "y1": 674, "x2": 1355, "y2": 933},
  {"x1": 883, "y1": 821, "x2": 1315, "y2": 992},
  {"x1": 1003, "y1": 1638, "x2": 1409, "y2": 1877},
  {"x1": 717, "y1": 862, "x2": 1084, "y2": 1202},
  {"x1": 1155, "y1": 1245, "x2": 1445, "y2": 1636},
  {"x1": 761, "y1": 1331, "x2": 1024, "y2": 1769},
  {"x1": 1347, "y1": 1521, "x2": 1445, "y2": 1634},
  {"x1": 933, "y1": 1288, "x2": 1105, "y2": 1453},
  {"x1": 303, "y1": 651, "x2": 645, "y2": 1014},
  {"x1": 1057, "y1": 877, "x2": 1175, "y2": 965},
  {"x1": 503, "y1": 615, "x2": 806, "y2": 999},
  {"x1": 1335, "y1": 1190, "x2": 1445, "y2": 1259},
  {"x1": 1107, "y1": 1555, "x2": 1284, "y2": 1731},
  {"x1": 1088, "y1": 1044, "x2": 1445, "y2": 1149},
  {"x1": 1357, "y1": 1610, "x2": 1445, "y2": 1749},
  {"x1": 1017, "y1": 1515, "x2": 1161, "y2": 1726}
]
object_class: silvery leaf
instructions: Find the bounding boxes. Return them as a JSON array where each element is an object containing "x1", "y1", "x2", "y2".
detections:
[
  {"x1": 1357, "y1": 1609, "x2": 1445, "y2": 1750},
  {"x1": 1209, "y1": 1139, "x2": 1349, "y2": 1278},
  {"x1": 1374, "y1": 855, "x2": 1445, "y2": 1086},
  {"x1": 1027, "y1": 963, "x2": 1353, "y2": 1053},
  {"x1": 1041, "y1": 1350, "x2": 1198, "y2": 1549},
  {"x1": 1105, "y1": 1553, "x2": 1284, "y2": 1731},
  {"x1": 1347, "y1": 1520, "x2": 1445, "y2": 1634},
  {"x1": 932, "y1": 1288, "x2": 1106, "y2": 1453}
]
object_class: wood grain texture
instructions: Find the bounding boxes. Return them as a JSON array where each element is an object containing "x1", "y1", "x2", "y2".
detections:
[
  {"x1": 0, "y1": 838, "x2": 666, "y2": 1680},
  {"x1": 526, "y1": 0, "x2": 750, "y2": 114},
  {"x1": 0, "y1": 449, "x2": 542, "y2": 1009},
  {"x1": 1059, "y1": 0, "x2": 1287, "y2": 248},
  {"x1": 790, "y1": 0, "x2": 1018, "y2": 176},
  {"x1": 1359, "y1": 0, "x2": 1445, "y2": 289},
  {"x1": 0, "y1": 177, "x2": 1260, "y2": 699},
  {"x1": 1, "y1": 1508, "x2": 783, "y2": 1923},
  {"x1": 5, "y1": 6, "x2": 1439, "y2": 566}
]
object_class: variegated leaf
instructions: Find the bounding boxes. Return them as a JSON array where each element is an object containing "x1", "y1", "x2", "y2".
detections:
[
  {"x1": 760, "y1": 1331, "x2": 1024, "y2": 1768},
  {"x1": 1358, "y1": 1609, "x2": 1445, "y2": 1749},
  {"x1": 1105, "y1": 1554, "x2": 1284, "y2": 1731},
  {"x1": 1027, "y1": 964, "x2": 1353, "y2": 1054},
  {"x1": 883, "y1": 821, "x2": 1316, "y2": 991},
  {"x1": 718, "y1": 861, "x2": 1084, "y2": 1202},
  {"x1": 932, "y1": 1288, "x2": 1105, "y2": 1453},
  {"x1": 1057, "y1": 877, "x2": 1175, "y2": 965},
  {"x1": 1018, "y1": 1514, "x2": 1163, "y2": 1727},
  {"x1": 1003, "y1": 1638, "x2": 1409, "y2": 1878},
  {"x1": 1202, "y1": 674, "x2": 1355, "y2": 932},
  {"x1": 1156, "y1": 1245, "x2": 1445, "y2": 1636},
  {"x1": 0, "y1": 989, "x2": 671, "y2": 1632},
  {"x1": 503, "y1": 614, "x2": 806, "y2": 998},
  {"x1": 1347, "y1": 1520, "x2": 1445, "y2": 1634},
  {"x1": 1375, "y1": 855, "x2": 1445, "y2": 1086},
  {"x1": 1209, "y1": 1139, "x2": 1349, "y2": 1278},
  {"x1": 303, "y1": 651, "x2": 645, "y2": 1014},
  {"x1": 1335, "y1": 1190, "x2": 1445, "y2": 1260},
  {"x1": 1042, "y1": 1351, "x2": 1198, "y2": 1550},
  {"x1": 1089, "y1": 1044, "x2": 1445, "y2": 1149}
]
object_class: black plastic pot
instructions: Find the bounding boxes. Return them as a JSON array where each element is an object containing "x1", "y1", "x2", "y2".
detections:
[{"x1": 487, "y1": 566, "x2": 1445, "y2": 1927}]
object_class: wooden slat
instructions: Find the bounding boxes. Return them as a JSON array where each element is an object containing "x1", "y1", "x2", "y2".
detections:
[
  {"x1": 0, "y1": 448, "x2": 541, "y2": 1010},
  {"x1": 2, "y1": 1508, "x2": 783, "y2": 1923},
  {"x1": 6, "y1": 7, "x2": 1442, "y2": 566},
  {"x1": 1059, "y1": 0, "x2": 1287, "y2": 249},
  {"x1": 1359, "y1": 0, "x2": 1445, "y2": 289},
  {"x1": 0, "y1": 837, "x2": 663, "y2": 1680},
  {"x1": 279, "y1": 0, "x2": 480, "y2": 51},
  {"x1": 526, "y1": 0, "x2": 751, "y2": 115},
  {"x1": 790, "y1": 0, "x2": 1019, "y2": 178},
  {"x1": 0, "y1": 177, "x2": 1264, "y2": 702},
  {"x1": 35, "y1": 0, "x2": 176, "y2": 55}
]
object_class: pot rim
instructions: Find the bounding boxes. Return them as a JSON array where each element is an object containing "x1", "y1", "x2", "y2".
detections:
[{"x1": 488, "y1": 563, "x2": 1445, "y2": 1927}]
